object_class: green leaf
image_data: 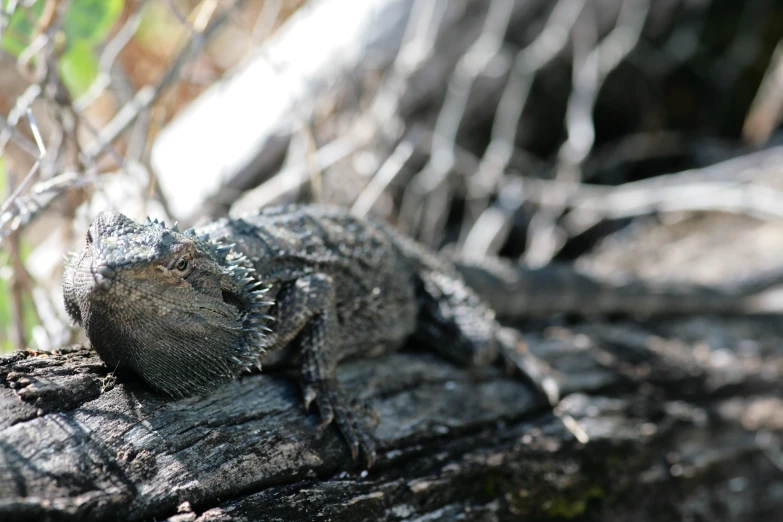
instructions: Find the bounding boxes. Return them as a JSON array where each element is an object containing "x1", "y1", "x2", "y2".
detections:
[
  {"x1": 58, "y1": 43, "x2": 98, "y2": 97},
  {"x1": 1, "y1": 0, "x2": 46, "y2": 57},
  {"x1": 63, "y1": 0, "x2": 124, "y2": 46},
  {"x1": 134, "y1": 2, "x2": 185, "y2": 52}
]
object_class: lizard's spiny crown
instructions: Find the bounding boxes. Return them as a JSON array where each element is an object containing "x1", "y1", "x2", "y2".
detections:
[{"x1": 90, "y1": 211, "x2": 177, "y2": 270}]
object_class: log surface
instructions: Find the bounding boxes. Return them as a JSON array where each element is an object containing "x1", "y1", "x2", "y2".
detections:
[{"x1": 2, "y1": 315, "x2": 783, "y2": 521}]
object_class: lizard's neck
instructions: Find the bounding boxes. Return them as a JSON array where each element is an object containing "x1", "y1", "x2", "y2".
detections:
[{"x1": 217, "y1": 241, "x2": 276, "y2": 367}]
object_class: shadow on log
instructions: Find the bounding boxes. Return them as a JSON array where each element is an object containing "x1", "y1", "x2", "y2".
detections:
[{"x1": 1, "y1": 316, "x2": 783, "y2": 521}]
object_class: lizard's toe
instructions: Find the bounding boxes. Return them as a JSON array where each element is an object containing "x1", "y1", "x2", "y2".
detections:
[
  {"x1": 333, "y1": 405, "x2": 377, "y2": 467},
  {"x1": 306, "y1": 382, "x2": 336, "y2": 426},
  {"x1": 304, "y1": 379, "x2": 378, "y2": 468}
]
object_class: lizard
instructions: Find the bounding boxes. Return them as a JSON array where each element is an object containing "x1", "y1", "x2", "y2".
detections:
[{"x1": 62, "y1": 204, "x2": 782, "y2": 467}]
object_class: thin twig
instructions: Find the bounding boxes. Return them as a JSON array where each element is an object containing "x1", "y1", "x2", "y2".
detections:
[
  {"x1": 84, "y1": 0, "x2": 249, "y2": 163},
  {"x1": 352, "y1": 138, "x2": 416, "y2": 217}
]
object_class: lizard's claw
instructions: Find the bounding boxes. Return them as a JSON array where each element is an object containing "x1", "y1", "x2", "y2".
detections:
[
  {"x1": 303, "y1": 379, "x2": 378, "y2": 468},
  {"x1": 303, "y1": 385, "x2": 318, "y2": 413}
]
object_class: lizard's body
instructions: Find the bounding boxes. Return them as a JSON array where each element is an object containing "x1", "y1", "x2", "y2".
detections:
[
  {"x1": 196, "y1": 206, "x2": 420, "y2": 364},
  {"x1": 64, "y1": 205, "x2": 538, "y2": 466},
  {"x1": 63, "y1": 204, "x2": 779, "y2": 466}
]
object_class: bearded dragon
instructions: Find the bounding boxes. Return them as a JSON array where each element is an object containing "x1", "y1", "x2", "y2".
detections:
[{"x1": 63, "y1": 205, "x2": 777, "y2": 466}]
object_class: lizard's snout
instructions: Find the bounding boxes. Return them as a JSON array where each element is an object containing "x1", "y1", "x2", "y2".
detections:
[{"x1": 87, "y1": 211, "x2": 132, "y2": 291}]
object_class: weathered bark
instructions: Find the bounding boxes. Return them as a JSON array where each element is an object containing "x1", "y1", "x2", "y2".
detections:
[{"x1": 1, "y1": 315, "x2": 782, "y2": 521}]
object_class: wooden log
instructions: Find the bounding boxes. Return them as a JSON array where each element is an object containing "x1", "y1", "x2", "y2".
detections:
[{"x1": 1, "y1": 315, "x2": 782, "y2": 521}]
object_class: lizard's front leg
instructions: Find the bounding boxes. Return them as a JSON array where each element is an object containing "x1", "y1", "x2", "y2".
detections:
[{"x1": 269, "y1": 274, "x2": 377, "y2": 467}]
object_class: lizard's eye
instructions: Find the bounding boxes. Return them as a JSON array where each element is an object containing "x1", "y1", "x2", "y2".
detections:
[
  {"x1": 175, "y1": 257, "x2": 189, "y2": 272},
  {"x1": 86, "y1": 228, "x2": 93, "y2": 245}
]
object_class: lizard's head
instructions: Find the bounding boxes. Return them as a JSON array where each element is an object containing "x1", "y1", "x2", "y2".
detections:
[{"x1": 63, "y1": 211, "x2": 271, "y2": 397}]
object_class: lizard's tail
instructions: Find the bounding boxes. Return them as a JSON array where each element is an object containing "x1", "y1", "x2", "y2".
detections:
[{"x1": 455, "y1": 258, "x2": 783, "y2": 319}]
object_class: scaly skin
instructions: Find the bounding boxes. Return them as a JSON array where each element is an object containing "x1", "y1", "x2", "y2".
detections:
[{"x1": 63, "y1": 205, "x2": 556, "y2": 467}]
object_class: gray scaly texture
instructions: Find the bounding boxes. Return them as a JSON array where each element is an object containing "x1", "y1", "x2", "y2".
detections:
[
  {"x1": 64, "y1": 205, "x2": 557, "y2": 467},
  {"x1": 64, "y1": 204, "x2": 781, "y2": 466}
]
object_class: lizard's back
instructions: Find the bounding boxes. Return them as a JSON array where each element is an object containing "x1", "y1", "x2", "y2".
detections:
[{"x1": 195, "y1": 206, "x2": 421, "y2": 359}]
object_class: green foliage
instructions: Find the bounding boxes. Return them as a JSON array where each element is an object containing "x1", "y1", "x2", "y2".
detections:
[
  {"x1": 64, "y1": 0, "x2": 124, "y2": 45},
  {"x1": 1, "y1": 0, "x2": 46, "y2": 56},
  {"x1": 0, "y1": 156, "x2": 8, "y2": 352},
  {"x1": 0, "y1": 253, "x2": 15, "y2": 353},
  {"x1": 58, "y1": 42, "x2": 99, "y2": 98},
  {"x1": 0, "y1": 159, "x2": 39, "y2": 353},
  {"x1": 133, "y1": 1, "x2": 186, "y2": 53},
  {"x1": 0, "y1": 0, "x2": 124, "y2": 98},
  {"x1": 0, "y1": 262, "x2": 38, "y2": 354}
]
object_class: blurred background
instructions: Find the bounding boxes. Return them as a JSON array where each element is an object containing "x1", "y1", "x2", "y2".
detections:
[{"x1": 3, "y1": 0, "x2": 783, "y2": 352}]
